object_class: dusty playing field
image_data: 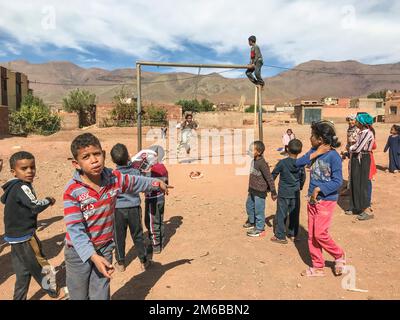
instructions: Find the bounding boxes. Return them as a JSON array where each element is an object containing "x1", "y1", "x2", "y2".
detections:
[{"x1": 0, "y1": 122, "x2": 399, "y2": 300}]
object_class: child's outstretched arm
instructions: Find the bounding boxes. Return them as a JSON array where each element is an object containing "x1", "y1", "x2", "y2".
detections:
[
  {"x1": 296, "y1": 148, "x2": 315, "y2": 167},
  {"x1": 17, "y1": 184, "x2": 55, "y2": 215},
  {"x1": 115, "y1": 170, "x2": 171, "y2": 195},
  {"x1": 271, "y1": 161, "x2": 282, "y2": 180}
]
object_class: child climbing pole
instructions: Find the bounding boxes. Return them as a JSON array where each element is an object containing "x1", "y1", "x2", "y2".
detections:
[{"x1": 245, "y1": 35, "x2": 265, "y2": 87}]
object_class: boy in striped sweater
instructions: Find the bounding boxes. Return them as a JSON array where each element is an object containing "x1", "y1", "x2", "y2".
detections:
[{"x1": 63, "y1": 133, "x2": 169, "y2": 300}]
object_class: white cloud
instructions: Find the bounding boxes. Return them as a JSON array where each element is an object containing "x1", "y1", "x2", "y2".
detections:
[{"x1": 0, "y1": 0, "x2": 399, "y2": 66}]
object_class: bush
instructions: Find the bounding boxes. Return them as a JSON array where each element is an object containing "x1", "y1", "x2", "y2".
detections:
[
  {"x1": 244, "y1": 104, "x2": 266, "y2": 113},
  {"x1": 367, "y1": 89, "x2": 388, "y2": 100},
  {"x1": 9, "y1": 96, "x2": 61, "y2": 135},
  {"x1": 145, "y1": 105, "x2": 167, "y2": 125},
  {"x1": 176, "y1": 98, "x2": 214, "y2": 114},
  {"x1": 110, "y1": 87, "x2": 137, "y2": 125},
  {"x1": 62, "y1": 89, "x2": 97, "y2": 127}
]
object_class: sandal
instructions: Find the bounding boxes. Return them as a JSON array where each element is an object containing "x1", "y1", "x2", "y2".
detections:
[
  {"x1": 301, "y1": 267, "x2": 325, "y2": 277},
  {"x1": 334, "y1": 253, "x2": 346, "y2": 276}
]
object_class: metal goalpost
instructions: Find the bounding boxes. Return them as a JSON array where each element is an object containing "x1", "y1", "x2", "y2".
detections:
[{"x1": 135, "y1": 60, "x2": 264, "y2": 151}]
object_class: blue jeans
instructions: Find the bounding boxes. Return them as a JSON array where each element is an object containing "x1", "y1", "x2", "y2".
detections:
[
  {"x1": 65, "y1": 241, "x2": 114, "y2": 300},
  {"x1": 246, "y1": 193, "x2": 266, "y2": 231}
]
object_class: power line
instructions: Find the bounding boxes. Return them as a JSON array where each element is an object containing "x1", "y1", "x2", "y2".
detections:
[
  {"x1": 264, "y1": 64, "x2": 400, "y2": 76},
  {"x1": 28, "y1": 68, "x2": 238, "y2": 87},
  {"x1": 26, "y1": 63, "x2": 400, "y2": 87}
]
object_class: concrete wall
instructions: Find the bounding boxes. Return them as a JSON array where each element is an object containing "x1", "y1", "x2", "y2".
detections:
[
  {"x1": 96, "y1": 103, "x2": 115, "y2": 127},
  {"x1": 7, "y1": 70, "x2": 16, "y2": 112},
  {"x1": 156, "y1": 104, "x2": 182, "y2": 122},
  {"x1": 59, "y1": 111, "x2": 79, "y2": 130},
  {"x1": 196, "y1": 112, "x2": 262, "y2": 128},
  {"x1": 0, "y1": 106, "x2": 8, "y2": 135},
  {"x1": 385, "y1": 100, "x2": 400, "y2": 123},
  {"x1": 21, "y1": 73, "x2": 29, "y2": 101}
]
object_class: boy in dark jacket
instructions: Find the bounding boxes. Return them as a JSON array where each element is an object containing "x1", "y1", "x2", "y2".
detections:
[
  {"x1": 1, "y1": 151, "x2": 58, "y2": 300},
  {"x1": 110, "y1": 143, "x2": 151, "y2": 272},
  {"x1": 244, "y1": 141, "x2": 277, "y2": 237},
  {"x1": 271, "y1": 139, "x2": 306, "y2": 244}
]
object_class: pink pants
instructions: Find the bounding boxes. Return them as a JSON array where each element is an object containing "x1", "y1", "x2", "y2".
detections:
[{"x1": 307, "y1": 201, "x2": 344, "y2": 268}]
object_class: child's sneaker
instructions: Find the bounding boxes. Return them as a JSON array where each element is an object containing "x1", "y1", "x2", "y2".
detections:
[
  {"x1": 141, "y1": 259, "x2": 152, "y2": 271},
  {"x1": 243, "y1": 221, "x2": 255, "y2": 229},
  {"x1": 152, "y1": 245, "x2": 162, "y2": 254},
  {"x1": 247, "y1": 229, "x2": 265, "y2": 237},
  {"x1": 114, "y1": 261, "x2": 126, "y2": 272},
  {"x1": 270, "y1": 236, "x2": 288, "y2": 244}
]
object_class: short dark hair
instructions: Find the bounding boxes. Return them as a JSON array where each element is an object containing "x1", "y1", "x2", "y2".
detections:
[
  {"x1": 248, "y1": 35, "x2": 256, "y2": 42},
  {"x1": 110, "y1": 143, "x2": 129, "y2": 166},
  {"x1": 287, "y1": 139, "x2": 302, "y2": 155},
  {"x1": 253, "y1": 140, "x2": 265, "y2": 154},
  {"x1": 311, "y1": 121, "x2": 341, "y2": 148},
  {"x1": 10, "y1": 151, "x2": 35, "y2": 169},
  {"x1": 70, "y1": 133, "x2": 102, "y2": 159}
]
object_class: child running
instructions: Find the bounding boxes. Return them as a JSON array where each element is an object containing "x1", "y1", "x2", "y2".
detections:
[
  {"x1": 271, "y1": 139, "x2": 305, "y2": 244},
  {"x1": 1, "y1": 151, "x2": 58, "y2": 299},
  {"x1": 244, "y1": 141, "x2": 277, "y2": 237},
  {"x1": 296, "y1": 121, "x2": 346, "y2": 277},
  {"x1": 63, "y1": 133, "x2": 169, "y2": 300},
  {"x1": 110, "y1": 143, "x2": 151, "y2": 272},
  {"x1": 384, "y1": 124, "x2": 400, "y2": 173}
]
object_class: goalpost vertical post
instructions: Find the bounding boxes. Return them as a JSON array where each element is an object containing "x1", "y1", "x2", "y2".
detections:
[{"x1": 136, "y1": 63, "x2": 142, "y2": 151}]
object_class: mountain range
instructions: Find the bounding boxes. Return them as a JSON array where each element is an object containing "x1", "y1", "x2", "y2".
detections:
[{"x1": 2, "y1": 59, "x2": 400, "y2": 106}]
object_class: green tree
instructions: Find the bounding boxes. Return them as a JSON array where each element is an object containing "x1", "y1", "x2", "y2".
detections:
[
  {"x1": 176, "y1": 98, "x2": 214, "y2": 114},
  {"x1": 110, "y1": 87, "x2": 137, "y2": 126},
  {"x1": 245, "y1": 104, "x2": 266, "y2": 113},
  {"x1": 145, "y1": 105, "x2": 167, "y2": 125},
  {"x1": 9, "y1": 94, "x2": 60, "y2": 135},
  {"x1": 62, "y1": 89, "x2": 97, "y2": 127},
  {"x1": 367, "y1": 89, "x2": 388, "y2": 100}
]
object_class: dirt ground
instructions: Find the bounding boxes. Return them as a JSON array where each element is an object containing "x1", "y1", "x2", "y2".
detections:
[{"x1": 0, "y1": 122, "x2": 399, "y2": 300}]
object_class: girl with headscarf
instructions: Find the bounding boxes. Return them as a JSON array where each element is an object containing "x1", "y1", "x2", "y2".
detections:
[
  {"x1": 384, "y1": 125, "x2": 400, "y2": 173},
  {"x1": 346, "y1": 113, "x2": 374, "y2": 221}
]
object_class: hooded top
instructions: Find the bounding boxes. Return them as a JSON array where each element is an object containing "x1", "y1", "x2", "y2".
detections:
[
  {"x1": 1, "y1": 178, "x2": 51, "y2": 242},
  {"x1": 272, "y1": 157, "x2": 306, "y2": 198}
]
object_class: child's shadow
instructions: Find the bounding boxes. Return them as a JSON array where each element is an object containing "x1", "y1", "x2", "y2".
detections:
[
  {"x1": 125, "y1": 216, "x2": 183, "y2": 266},
  {"x1": 112, "y1": 259, "x2": 193, "y2": 300},
  {"x1": 0, "y1": 233, "x2": 65, "y2": 289},
  {"x1": 29, "y1": 261, "x2": 66, "y2": 300},
  {"x1": 294, "y1": 226, "x2": 335, "y2": 271},
  {"x1": 294, "y1": 225, "x2": 312, "y2": 266}
]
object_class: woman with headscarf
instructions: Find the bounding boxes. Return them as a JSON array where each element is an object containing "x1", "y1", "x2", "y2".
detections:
[{"x1": 345, "y1": 113, "x2": 375, "y2": 221}]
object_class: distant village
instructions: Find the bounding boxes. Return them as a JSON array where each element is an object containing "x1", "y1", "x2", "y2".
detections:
[{"x1": 1, "y1": 65, "x2": 399, "y2": 134}]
